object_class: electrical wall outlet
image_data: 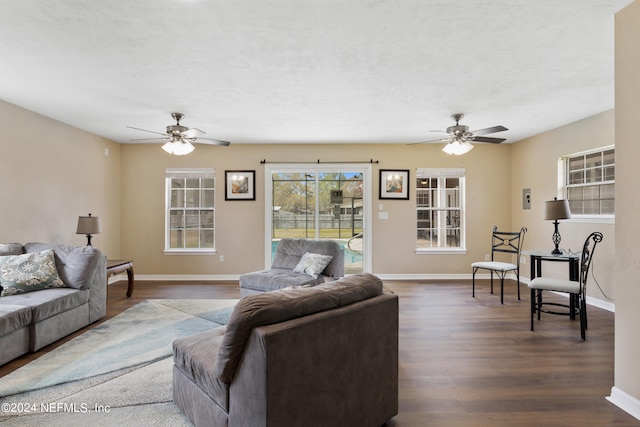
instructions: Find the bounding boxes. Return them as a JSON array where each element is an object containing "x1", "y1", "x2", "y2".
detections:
[
  {"x1": 219, "y1": 255, "x2": 225, "y2": 262},
  {"x1": 485, "y1": 254, "x2": 490, "y2": 261},
  {"x1": 520, "y1": 255, "x2": 526, "y2": 264}
]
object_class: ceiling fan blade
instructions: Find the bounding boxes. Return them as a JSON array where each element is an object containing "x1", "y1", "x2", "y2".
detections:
[
  {"x1": 182, "y1": 128, "x2": 205, "y2": 138},
  {"x1": 129, "y1": 137, "x2": 170, "y2": 142},
  {"x1": 126, "y1": 126, "x2": 168, "y2": 136},
  {"x1": 471, "y1": 125, "x2": 508, "y2": 135},
  {"x1": 408, "y1": 136, "x2": 452, "y2": 146},
  {"x1": 196, "y1": 137, "x2": 231, "y2": 147},
  {"x1": 472, "y1": 136, "x2": 507, "y2": 144}
]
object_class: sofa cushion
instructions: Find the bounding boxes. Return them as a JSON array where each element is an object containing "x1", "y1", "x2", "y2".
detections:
[
  {"x1": 0, "y1": 243, "x2": 24, "y2": 256},
  {"x1": 0, "y1": 250, "x2": 65, "y2": 297},
  {"x1": 0, "y1": 304, "x2": 32, "y2": 336},
  {"x1": 214, "y1": 273, "x2": 383, "y2": 383},
  {"x1": 24, "y1": 243, "x2": 102, "y2": 290},
  {"x1": 293, "y1": 252, "x2": 333, "y2": 279},
  {"x1": 173, "y1": 327, "x2": 229, "y2": 412},
  {"x1": 239, "y1": 268, "x2": 328, "y2": 293},
  {"x1": 0, "y1": 288, "x2": 89, "y2": 323}
]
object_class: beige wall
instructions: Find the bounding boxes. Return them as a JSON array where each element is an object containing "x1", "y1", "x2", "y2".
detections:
[
  {"x1": 0, "y1": 100, "x2": 121, "y2": 258},
  {"x1": 511, "y1": 111, "x2": 616, "y2": 303},
  {"x1": 120, "y1": 142, "x2": 512, "y2": 276},
  {"x1": 613, "y1": 0, "x2": 640, "y2": 407}
]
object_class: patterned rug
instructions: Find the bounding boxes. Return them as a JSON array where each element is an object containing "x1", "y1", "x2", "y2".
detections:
[{"x1": 0, "y1": 299, "x2": 237, "y2": 426}]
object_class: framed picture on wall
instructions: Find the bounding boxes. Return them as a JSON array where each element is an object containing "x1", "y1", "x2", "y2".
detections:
[
  {"x1": 225, "y1": 170, "x2": 256, "y2": 201},
  {"x1": 379, "y1": 169, "x2": 410, "y2": 200}
]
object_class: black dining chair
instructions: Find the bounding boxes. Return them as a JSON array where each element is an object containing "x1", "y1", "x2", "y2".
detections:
[
  {"x1": 472, "y1": 226, "x2": 527, "y2": 304},
  {"x1": 528, "y1": 232, "x2": 603, "y2": 340}
]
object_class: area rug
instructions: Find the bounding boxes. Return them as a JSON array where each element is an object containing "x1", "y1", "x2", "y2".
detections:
[{"x1": 0, "y1": 298, "x2": 237, "y2": 426}]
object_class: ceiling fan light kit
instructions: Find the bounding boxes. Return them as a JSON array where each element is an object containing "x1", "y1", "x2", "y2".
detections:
[
  {"x1": 127, "y1": 112, "x2": 231, "y2": 155},
  {"x1": 442, "y1": 139, "x2": 474, "y2": 155},
  {"x1": 162, "y1": 138, "x2": 195, "y2": 155}
]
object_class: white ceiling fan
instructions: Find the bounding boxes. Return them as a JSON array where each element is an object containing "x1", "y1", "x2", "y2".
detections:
[
  {"x1": 127, "y1": 113, "x2": 230, "y2": 155},
  {"x1": 411, "y1": 113, "x2": 508, "y2": 155}
]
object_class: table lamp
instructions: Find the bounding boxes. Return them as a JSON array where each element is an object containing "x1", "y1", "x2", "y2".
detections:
[
  {"x1": 76, "y1": 213, "x2": 101, "y2": 246},
  {"x1": 544, "y1": 198, "x2": 571, "y2": 254}
]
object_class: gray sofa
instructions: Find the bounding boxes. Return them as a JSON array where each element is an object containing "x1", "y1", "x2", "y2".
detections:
[
  {"x1": 239, "y1": 238, "x2": 344, "y2": 298},
  {"x1": 173, "y1": 273, "x2": 398, "y2": 427},
  {"x1": 0, "y1": 242, "x2": 107, "y2": 366}
]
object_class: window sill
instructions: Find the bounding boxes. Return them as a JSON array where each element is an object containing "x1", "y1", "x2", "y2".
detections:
[
  {"x1": 163, "y1": 250, "x2": 217, "y2": 255},
  {"x1": 566, "y1": 215, "x2": 615, "y2": 225},
  {"x1": 416, "y1": 248, "x2": 468, "y2": 255}
]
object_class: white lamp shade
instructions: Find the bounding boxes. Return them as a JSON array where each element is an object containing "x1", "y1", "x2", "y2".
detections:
[
  {"x1": 544, "y1": 198, "x2": 571, "y2": 220},
  {"x1": 76, "y1": 215, "x2": 101, "y2": 235}
]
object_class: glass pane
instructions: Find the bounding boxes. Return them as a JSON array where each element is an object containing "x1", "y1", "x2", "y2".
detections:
[
  {"x1": 185, "y1": 210, "x2": 199, "y2": 228},
  {"x1": 417, "y1": 209, "x2": 432, "y2": 229},
  {"x1": 585, "y1": 152, "x2": 602, "y2": 168},
  {"x1": 171, "y1": 178, "x2": 184, "y2": 189},
  {"x1": 568, "y1": 156, "x2": 584, "y2": 171},
  {"x1": 603, "y1": 149, "x2": 615, "y2": 165},
  {"x1": 202, "y1": 178, "x2": 215, "y2": 189},
  {"x1": 583, "y1": 200, "x2": 600, "y2": 215},
  {"x1": 202, "y1": 189, "x2": 214, "y2": 208},
  {"x1": 601, "y1": 183, "x2": 615, "y2": 199},
  {"x1": 569, "y1": 171, "x2": 583, "y2": 185},
  {"x1": 582, "y1": 185, "x2": 599, "y2": 200},
  {"x1": 200, "y1": 230, "x2": 214, "y2": 247},
  {"x1": 185, "y1": 189, "x2": 200, "y2": 208},
  {"x1": 170, "y1": 229, "x2": 184, "y2": 248},
  {"x1": 171, "y1": 189, "x2": 184, "y2": 208},
  {"x1": 184, "y1": 230, "x2": 200, "y2": 248},
  {"x1": 601, "y1": 199, "x2": 615, "y2": 214},
  {"x1": 604, "y1": 166, "x2": 615, "y2": 181},
  {"x1": 417, "y1": 229, "x2": 435, "y2": 248},
  {"x1": 568, "y1": 200, "x2": 583, "y2": 215},
  {"x1": 185, "y1": 178, "x2": 200, "y2": 189},
  {"x1": 170, "y1": 210, "x2": 184, "y2": 228},
  {"x1": 567, "y1": 187, "x2": 582, "y2": 200},
  {"x1": 200, "y1": 210, "x2": 214, "y2": 228}
]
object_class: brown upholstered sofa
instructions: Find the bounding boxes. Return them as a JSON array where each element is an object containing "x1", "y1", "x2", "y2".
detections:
[{"x1": 172, "y1": 273, "x2": 398, "y2": 427}]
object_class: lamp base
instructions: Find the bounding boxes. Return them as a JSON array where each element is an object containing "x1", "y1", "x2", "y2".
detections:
[{"x1": 551, "y1": 248, "x2": 562, "y2": 255}]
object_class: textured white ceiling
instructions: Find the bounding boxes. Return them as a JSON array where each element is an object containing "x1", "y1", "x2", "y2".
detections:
[{"x1": 0, "y1": 0, "x2": 632, "y2": 145}]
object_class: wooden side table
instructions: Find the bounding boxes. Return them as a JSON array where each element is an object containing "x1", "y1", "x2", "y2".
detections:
[{"x1": 107, "y1": 259, "x2": 134, "y2": 297}]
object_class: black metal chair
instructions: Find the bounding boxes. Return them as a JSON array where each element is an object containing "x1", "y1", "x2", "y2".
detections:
[
  {"x1": 528, "y1": 232, "x2": 603, "y2": 340},
  {"x1": 472, "y1": 226, "x2": 527, "y2": 304}
]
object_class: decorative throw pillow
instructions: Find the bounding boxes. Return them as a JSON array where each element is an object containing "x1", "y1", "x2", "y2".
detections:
[
  {"x1": 0, "y1": 250, "x2": 65, "y2": 297},
  {"x1": 293, "y1": 252, "x2": 333, "y2": 279}
]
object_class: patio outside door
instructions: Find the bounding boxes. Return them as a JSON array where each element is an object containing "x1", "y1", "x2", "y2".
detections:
[{"x1": 265, "y1": 164, "x2": 372, "y2": 274}]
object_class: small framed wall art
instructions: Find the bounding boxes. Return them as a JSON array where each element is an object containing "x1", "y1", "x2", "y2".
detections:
[
  {"x1": 379, "y1": 169, "x2": 409, "y2": 200},
  {"x1": 225, "y1": 170, "x2": 256, "y2": 201}
]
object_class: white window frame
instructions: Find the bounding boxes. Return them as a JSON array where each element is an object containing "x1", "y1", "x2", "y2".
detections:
[
  {"x1": 558, "y1": 146, "x2": 615, "y2": 224},
  {"x1": 164, "y1": 168, "x2": 217, "y2": 254},
  {"x1": 416, "y1": 168, "x2": 466, "y2": 254}
]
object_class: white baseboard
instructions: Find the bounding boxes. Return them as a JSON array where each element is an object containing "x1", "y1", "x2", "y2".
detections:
[
  {"x1": 607, "y1": 387, "x2": 640, "y2": 421},
  {"x1": 109, "y1": 272, "x2": 615, "y2": 312}
]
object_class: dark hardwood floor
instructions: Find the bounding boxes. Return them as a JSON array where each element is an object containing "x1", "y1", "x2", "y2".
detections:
[{"x1": 2, "y1": 279, "x2": 638, "y2": 426}]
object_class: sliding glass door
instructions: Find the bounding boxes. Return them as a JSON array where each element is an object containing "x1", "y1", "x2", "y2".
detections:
[{"x1": 265, "y1": 164, "x2": 372, "y2": 274}]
